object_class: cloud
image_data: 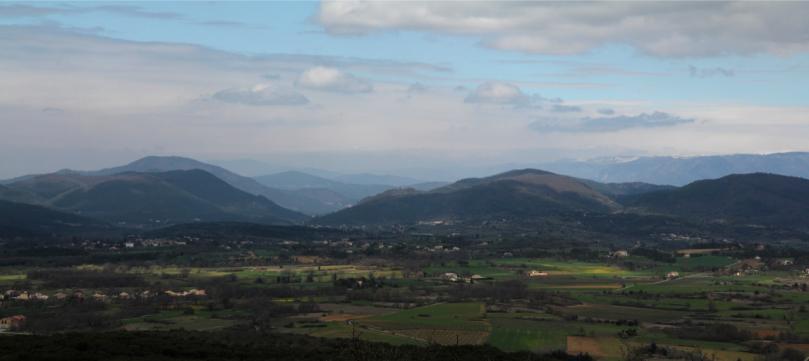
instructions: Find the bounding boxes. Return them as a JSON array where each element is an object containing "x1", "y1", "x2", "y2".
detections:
[
  {"x1": 296, "y1": 66, "x2": 373, "y2": 93},
  {"x1": 464, "y1": 81, "x2": 530, "y2": 105},
  {"x1": 598, "y1": 108, "x2": 615, "y2": 115},
  {"x1": 550, "y1": 104, "x2": 582, "y2": 113},
  {"x1": 317, "y1": 1, "x2": 809, "y2": 57},
  {"x1": 689, "y1": 65, "x2": 735, "y2": 78},
  {"x1": 533, "y1": 111, "x2": 694, "y2": 133},
  {"x1": 213, "y1": 84, "x2": 309, "y2": 106},
  {"x1": 0, "y1": 4, "x2": 66, "y2": 17},
  {"x1": 0, "y1": 3, "x2": 181, "y2": 19}
]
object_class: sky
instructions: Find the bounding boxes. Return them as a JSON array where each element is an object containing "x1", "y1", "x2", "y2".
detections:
[{"x1": 1, "y1": 1, "x2": 809, "y2": 179}]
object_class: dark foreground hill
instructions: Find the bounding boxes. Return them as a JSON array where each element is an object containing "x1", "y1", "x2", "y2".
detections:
[
  {"x1": 3, "y1": 169, "x2": 307, "y2": 227},
  {"x1": 626, "y1": 173, "x2": 809, "y2": 229},
  {"x1": 315, "y1": 169, "x2": 620, "y2": 225},
  {"x1": 0, "y1": 200, "x2": 114, "y2": 238}
]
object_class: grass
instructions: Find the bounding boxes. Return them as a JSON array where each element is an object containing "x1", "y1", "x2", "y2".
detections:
[
  {"x1": 306, "y1": 322, "x2": 425, "y2": 346},
  {"x1": 487, "y1": 316, "x2": 569, "y2": 352},
  {"x1": 363, "y1": 303, "x2": 488, "y2": 332}
]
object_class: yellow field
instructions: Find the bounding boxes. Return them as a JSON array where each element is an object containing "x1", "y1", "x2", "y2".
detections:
[{"x1": 567, "y1": 336, "x2": 624, "y2": 359}]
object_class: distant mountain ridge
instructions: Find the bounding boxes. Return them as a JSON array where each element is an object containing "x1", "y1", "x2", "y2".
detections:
[
  {"x1": 315, "y1": 169, "x2": 621, "y2": 225},
  {"x1": 3, "y1": 156, "x2": 355, "y2": 215},
  {"x1": 254, "y1": 171, "x2": 390, "y2": 202},
  {"x1": 541, "y1": 152, "x2": 809, "y2": 186},
  {"x1": 1, "y1": 156, "x2": 446, "y2": 216},
  {"x1": 315, "y1": 169, "x2": 809, "y2": 232},
  {"x1": 3, "y1": 169, "x2": 307, "y2": 227}
]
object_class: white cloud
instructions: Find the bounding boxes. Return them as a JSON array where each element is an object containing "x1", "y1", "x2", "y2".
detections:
[
  {"x1": 0, "y1": 3, "x2": 181, "y2": 19},
  {"x1": 317, "y1": 1, "x2": 809, "y2": 57},
  {"x1": 213, "y1": 84, "x2": 309, "y2": 106},
  {"x1": 296, "y1": 66, "x2": 372, "y2": 93},
  {"x1": 532, "y1": 111, "x2": 694, "y2": 133},
  {"x1": 550, "y1": 104, "x2": 582, "y2": 113},
  {"x1": 464, "y1": 81, "x2": 529, "y2": 105},
  {"x1": 689, "y1": 65, "x2": 735, "y2": 78}
]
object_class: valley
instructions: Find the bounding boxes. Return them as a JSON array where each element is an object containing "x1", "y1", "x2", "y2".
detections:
[{"x1": 3, "y1": 156, "x2": 809, "y2": 361}]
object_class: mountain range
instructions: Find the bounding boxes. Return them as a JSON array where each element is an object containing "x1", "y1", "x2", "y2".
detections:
[
  {"x1": 315, "y1": 169, "x2": 624, "y2": 225},
  {"x1": 316, "y1": 169, "x2": 809, "y2": 232},
  {"x1": 2, "y1": 156, "x2": 443, "y2": 216},
  {"x1": 625, "y1": 173, "x2": 809, "y2": 228},
  {"x1": 539, "y1": 152, "x2": 809, "y2": 186},
  {"x1": 4, "y1": 154, "x2": 809, "y2": 236},
  {"x1": 2, "y1": 169, "x2": 306, "y2": 228}
]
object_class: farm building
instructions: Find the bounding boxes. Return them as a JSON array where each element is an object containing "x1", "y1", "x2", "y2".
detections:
[
  {"x1": 442, "y1": 272, "x2": 460, "y2": 282},
  {"x1": 612, "y1": 250, "x2": 629, "y2": 258},
  {"x1": 666, "y1": 271, "x2": 680, "y2": 279},
  {"x1": 0, "y1": 315, "x2": 25, "y2": 331},
  {"x1": 528, "y1": 270, "x2": 549, "y2": 277}
]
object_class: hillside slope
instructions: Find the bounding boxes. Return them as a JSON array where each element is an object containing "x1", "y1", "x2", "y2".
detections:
[
  {"x1": 626, "y1": 173, "x2": 809, "y2": 228},
  {"x1": 255, "y1": 171, "x2": 392, "y2": 202},
  {"x1": 91, "y1": 156, "x2": 341, "y2": 215},
  {"x1": 5, "y1": 170, "x2": 307, "y2": 227},
  {"x1": 0, "y1": 200, "x2": 114, "y2": 237},
  {"x1": 315, "y1": 169, "x2": 620, "y2": 225}
]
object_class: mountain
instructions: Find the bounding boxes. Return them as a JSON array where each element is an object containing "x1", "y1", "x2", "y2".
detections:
[
  {"x1": 314, "y1": 169, "x2": 620, "y2": 225},
  {"x1": 255, "y1": 171, "x2": 394, "y2": 203},
  {"x1": 255, "y1": 171, "x2": 344, "y2": 190},
  {"x1": 4, "y1": 170, "x2": 307, "y2": 227},
  {"x1": 331, "y1": 173, "x2": 427, "y2": 187},
  {"x1": 625, "y1": 173, "x2": 809, "y2": 229},
  {"x1": 0, "y1": 184, "x2": 41, "y2": 204},
  {"x1": 82, "y1": 156, "x2": 345, "y2": 215},
  {"x1": 0, "y1": 200, "x2": 114, "y2": 237},
  {"x1": 540, "y1": 152, "x2": 809, "y2": 186},
  {"x1": 581, "y1": 180, "x2": 676, "y2": 197}
]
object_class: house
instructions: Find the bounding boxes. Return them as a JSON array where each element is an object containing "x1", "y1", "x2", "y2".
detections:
[
  {"x1": 187, "y1": 289, "x2": 206, "y2": 296},
  {"x1": 775, "y1": 258, "x2": 794, "y2": 266},
  {"x1": 612, "y1": 250, "x2": 629, "y2": 258},
  {"x1": 528, "y1": 270, "x2": 549, "y2": 277},
  {"x1": 118, "y1": 292, "x2": 131, "y2": 300},
  {"x1": 468, "y1": 274, "x2": 491, "y2": 283},
  {"x1": 124, "y1": 242, "x2": 135, "y2": 248},
  {"x1": 0, "y1": 315, "x2": 25, "y2": 331},
  {"x1": 54, "y1": 292, "x2": 68, "y2": 300},
  {"x1": 165, "y1": 289, "x2": 207, "y2": 297},
  {"x1": 31, "y1": 292, "x2": 48, "y2": 301},
  {"x1": 13, "y1": 292, "x2": 30, "y2": 301},
  {"x1": 666, "y1": 271, "x2": 680, "y2": 279},
  {"x1": 442, "y1": 272, "x2": 460, "y2": 282}
]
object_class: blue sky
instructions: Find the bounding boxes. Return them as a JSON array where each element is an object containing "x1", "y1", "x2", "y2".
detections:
[{"x1": 1, "y1": 1, "x2": 809, "y2": 178}]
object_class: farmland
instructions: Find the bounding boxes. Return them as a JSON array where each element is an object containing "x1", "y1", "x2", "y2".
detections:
[{"x1": 4, "y1": 234, "x2": 809, "y2": 361}]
